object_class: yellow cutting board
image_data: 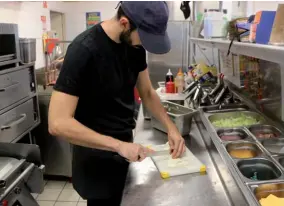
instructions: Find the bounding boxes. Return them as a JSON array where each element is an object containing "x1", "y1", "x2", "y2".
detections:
[{"x1": 148, "y1": 143, "x2": 206, "y2": 179}]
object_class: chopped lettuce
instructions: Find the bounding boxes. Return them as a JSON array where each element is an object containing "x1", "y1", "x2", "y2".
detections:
[{"x1": 212, "y1": 114, "x2": 260, "y2": 128}]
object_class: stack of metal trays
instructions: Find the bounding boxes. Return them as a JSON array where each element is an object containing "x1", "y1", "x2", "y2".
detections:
[{"x1": 200, "y1": 108, "x2": 284, "y2": 206}]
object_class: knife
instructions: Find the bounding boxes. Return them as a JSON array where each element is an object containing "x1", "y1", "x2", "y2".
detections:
[{"x1": 114, "y1": 150, "x2": 170, "y2": 162}]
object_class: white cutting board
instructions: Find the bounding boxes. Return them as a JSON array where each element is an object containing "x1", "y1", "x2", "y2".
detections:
[{"x1": 149, "y1": 143, "x2": 206, "y2": 179}]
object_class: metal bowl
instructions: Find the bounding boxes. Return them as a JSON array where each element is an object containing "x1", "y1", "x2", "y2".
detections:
[
  {"x1": 249, "y1": 125, "x2": 283, "y2": 140},
  {"x1": 226, "y1": 142, "x2": 262, "y2": 159},
  {"x1": 237, "y1": 158, "x2": 282, "y2": 181},
  {"x1": 217, "y1": 128, "x2": 251, "y2": 141},
  {"x1": 253, "y1": 183, "x2": 284, "y2": 201}
]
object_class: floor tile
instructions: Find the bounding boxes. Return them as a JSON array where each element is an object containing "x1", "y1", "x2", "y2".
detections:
[
  {"x1": 58, "y1": 189, "x2": 80, "y2": 202},
  {"x1": 45, "y1": 181, "x2": 66, "y2": 189},
  {"x1": 37, "y1": 201, "x2": 55, "y2": 206},
  {"x1": 54, "y1": 202, "x2": 77, "y2": 206},
  {"x1": 37, "y1": 189, "x2": 62, "y2": 201},
  {"x1": 77, "y1": 202, "x2": 87, "y2": 206},
  {"x1": 64, "y1": 182, "x2": 74, "y2": 189},
  {"x1": 79, "y1": 197, "x2": 86, "y2": 202}
]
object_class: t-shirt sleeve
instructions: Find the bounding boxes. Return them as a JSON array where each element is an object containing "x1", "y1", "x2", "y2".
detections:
[
  {"x1": 54, "y1": 42, "x2": 91, "y2": 96},
  {"x1": 130, "y1": 45, "x2": 147, "y2": 72}
]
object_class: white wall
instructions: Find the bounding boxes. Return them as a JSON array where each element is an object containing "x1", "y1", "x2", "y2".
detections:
[
  {"x1": 0, "y1": 1, "x2": 68, "y2": 69},
  {"x1": 64, "y1": 1, "x2": 117, "y2": 41}
]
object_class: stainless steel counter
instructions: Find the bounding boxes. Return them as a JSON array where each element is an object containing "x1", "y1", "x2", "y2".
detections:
[{"x1": 122, "y1": 109, "x2": 248, "y2": 206}]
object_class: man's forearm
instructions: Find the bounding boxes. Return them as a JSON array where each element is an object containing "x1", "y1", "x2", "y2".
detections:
[
  {"x1": 49, "y1": 118, "x2": 121, "y2": 152},
  {"x1": 142, "y1": 89, "x2": 177, "y2": 131}
]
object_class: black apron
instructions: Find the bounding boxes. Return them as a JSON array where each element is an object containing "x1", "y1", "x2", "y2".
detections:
[{"x1": 72, "y1": 131, "x2": 133, "y2": 200}]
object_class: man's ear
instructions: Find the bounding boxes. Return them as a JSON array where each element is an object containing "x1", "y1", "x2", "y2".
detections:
[{"x1": 119, "y1": 17, "x2": 130, "y2": 30}]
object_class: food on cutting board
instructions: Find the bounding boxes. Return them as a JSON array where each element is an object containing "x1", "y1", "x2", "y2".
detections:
[
  {"x1": 220, "y1": 135, "x2": 242, "y2": 141},
  {"x1": 229, "y1": 149, "x2": 257, "y2": 158},
  {"x1": 212, "y1": 114, "x2": 260, "y2": 128},
  {"x1": 255, "y1": 132, "x2": 277, "y2": 139},
  {"x1": 154, "y1": 142, "x2": 189, "y2": 168},
  {"x1": 259, "y1": 194, "x2": 284, "y2": 206}
]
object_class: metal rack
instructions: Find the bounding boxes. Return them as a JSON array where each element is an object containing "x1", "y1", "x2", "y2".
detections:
[
  {"x1": 191, "y1": 37, "x2": 284, "y2": 206},
  {"x1": 190, "y1": 37, "x2": 284, "y2": 122}
]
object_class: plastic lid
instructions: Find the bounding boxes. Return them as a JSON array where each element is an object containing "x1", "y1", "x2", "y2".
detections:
[
  {"x1": 177, "y1": 68, "x2": 183, "y2": 76},
  {"x1": 167, "y1": 69, "x2": 173, "y2": 76}
]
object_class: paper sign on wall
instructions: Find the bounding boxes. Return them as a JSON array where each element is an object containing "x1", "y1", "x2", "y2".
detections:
[
  {"x1": 43, "y1": 1, "x2": 48, "y2": 8},
  {"x1": 86, "y1": 12, "x2": 101, "y2": 29},
  {"x1": 41, "y1": 16, "x2": 47, "y2": 32}
]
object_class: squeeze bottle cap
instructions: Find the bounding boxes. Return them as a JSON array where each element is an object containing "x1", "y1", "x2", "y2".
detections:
[{"x1": 167, "y1": 69, "x2": 173, "y2": 76}]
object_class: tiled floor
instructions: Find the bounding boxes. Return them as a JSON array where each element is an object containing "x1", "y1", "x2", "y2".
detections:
[{"x1": 33, "y1": 180, "x2": 86, "y2": 206}]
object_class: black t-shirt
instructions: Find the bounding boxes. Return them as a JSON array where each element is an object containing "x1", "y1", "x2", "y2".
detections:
[{"x1": 54, "y1": 24, "x2": 147, "y2": 140}]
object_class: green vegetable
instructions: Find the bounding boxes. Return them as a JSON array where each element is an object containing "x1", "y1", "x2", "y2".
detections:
[{"x1": 212, "y1": 114, "x2": 260, "y2": 128}]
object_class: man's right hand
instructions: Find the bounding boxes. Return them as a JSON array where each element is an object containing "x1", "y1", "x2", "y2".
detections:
[{"x1": 117, "y1": 142, "x2": 153, "y2": 162}]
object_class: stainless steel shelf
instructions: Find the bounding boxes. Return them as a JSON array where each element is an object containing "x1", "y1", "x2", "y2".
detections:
[{"x1": 190, "y1": 38, "x2": 284, "y2": 65}]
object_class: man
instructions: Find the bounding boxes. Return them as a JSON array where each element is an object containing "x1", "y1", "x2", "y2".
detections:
[{"x1": 48, "y1": 2, "x2": 185, "y2": 206}]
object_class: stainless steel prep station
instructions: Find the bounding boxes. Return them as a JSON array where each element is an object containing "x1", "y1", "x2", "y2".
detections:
[{"x1": 122, "y1": 108, "x2": 248, "y2": 206}]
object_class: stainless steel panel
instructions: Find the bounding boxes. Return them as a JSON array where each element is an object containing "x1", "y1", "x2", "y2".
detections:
[
  {"x1": 0, "y1": 66, "x2": 35, "y2": 112},
  {"x1": 0, "y1": 99, "x2": 36, "y2": 143},
  {"x1": 151, "y1": 101, "x2": 198, "y2": 135},
  {"x1": 147, "y1": 21, "x2": 189, "y2": 88}
]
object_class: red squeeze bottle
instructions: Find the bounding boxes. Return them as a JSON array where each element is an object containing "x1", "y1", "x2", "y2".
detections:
[{"x1": 166, "y1": 77, "x2": 175, "y2": 93}]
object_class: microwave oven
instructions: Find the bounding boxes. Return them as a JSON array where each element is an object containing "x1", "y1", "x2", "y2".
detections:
[{"x1": 0, "y1": 23, "x2": 21, "y2": 67}]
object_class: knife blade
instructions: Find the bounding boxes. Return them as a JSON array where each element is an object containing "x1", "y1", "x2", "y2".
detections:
[
  {"x1": 147, "y1": 150, "x2": 170, "y2": 157},
  {"x1": 114, "y1": 150, "x2": 170, "y2": 162}
]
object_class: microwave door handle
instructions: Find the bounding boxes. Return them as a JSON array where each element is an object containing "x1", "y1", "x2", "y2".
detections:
[{"x1": 0, "y1": 82, "x2": 19, "y2": 92}]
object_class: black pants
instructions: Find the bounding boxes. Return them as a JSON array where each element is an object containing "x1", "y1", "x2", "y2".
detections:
[{"x1": 87, "y1": 196, "x2": 122, "y2": 206}]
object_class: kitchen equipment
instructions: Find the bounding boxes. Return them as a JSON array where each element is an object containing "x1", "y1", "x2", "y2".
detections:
[
  {"x1": 149, "y1": 143, "x2": 206, "y2": 179},
  {"x1": 262, "y1": 138, "x2": 284, "y2": 154},
  {"x1": 226, "y1": 142, "x2": 263, "y2": 159},
  {"x1": 217, "y1": 128, "x2": 253, "y2": 142},
  {"x1": 0, "y1": 142, "x2": 45, "y2": 206},
  {"x1": 208, "y1": 111, "x2": 266, "y2": 128},
  {"x1": 0, "y1": 23, "x2": 21, "y2": 67},
  {"x1": 19, "y1": 38, "x2": 36, "y2": 63},
  {"x1": 249, "y1": 125, "x2": 283, "y2": 140},
  {"x1": 151, "y1": 101, "x2": 198, "y2": 135},
  {"x1": 252, "y1": 182, "x2": 284, "y2": 204},
  {"x1": 237, "y1": 158, "x2": 282, "y2": 181}
]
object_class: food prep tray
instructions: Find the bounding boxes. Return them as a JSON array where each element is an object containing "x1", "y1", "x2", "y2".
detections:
[
  {"x1": 198, "y1": 103, "x2": 284, "y2": 205},
  {"x1": 249, "y1": 125, "x2": 284, "y2": 141},
  {"x1": 217, "y1": 128, "x2": 254, "y2": 143},
  {"x1": 202, "y1": 104, "x2": 249, "y2": 113},
  {"x1": 208, "y1": 111, "x2": 266, "y2": 129},
  {"x1": 151, "y1": 101, "x2": 198, "y2": 135},
  {"x1": 262, "y1": 138, "x2": 284, "y2": 155},
  {"x1": 249, "y1": 182, "x2": 284, "y2": 206}
]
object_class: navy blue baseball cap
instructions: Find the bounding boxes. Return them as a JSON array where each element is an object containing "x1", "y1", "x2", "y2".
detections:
[{"x1": 120, "y1": 1, "x2": 171, "y2": 54}]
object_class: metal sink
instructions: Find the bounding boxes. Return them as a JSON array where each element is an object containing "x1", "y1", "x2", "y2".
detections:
[
  {"x1": 226, "y1": 142, "x2": 263, "y2": 159},
  {"x1": 237, "y1": 158, "x2": 282, "y2": 181}
]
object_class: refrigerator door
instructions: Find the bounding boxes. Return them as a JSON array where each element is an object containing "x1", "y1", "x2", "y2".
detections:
[{"x1": 147, "y1": 21, "x2": 189, "y2": 89}]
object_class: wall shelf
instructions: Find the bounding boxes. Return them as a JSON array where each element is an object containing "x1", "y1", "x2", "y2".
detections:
[{"x1": 190, "y1": 37, "x2": 284, "y2": 65}]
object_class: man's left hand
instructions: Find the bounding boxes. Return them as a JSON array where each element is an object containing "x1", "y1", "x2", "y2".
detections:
[{"x1": 168, "y1": 128, "x2": 186, "y2": 159}]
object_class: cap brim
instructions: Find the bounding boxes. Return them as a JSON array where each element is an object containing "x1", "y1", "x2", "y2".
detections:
[{"x1": 138, "y1": 29, "x2": 171, "y2": 54}]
